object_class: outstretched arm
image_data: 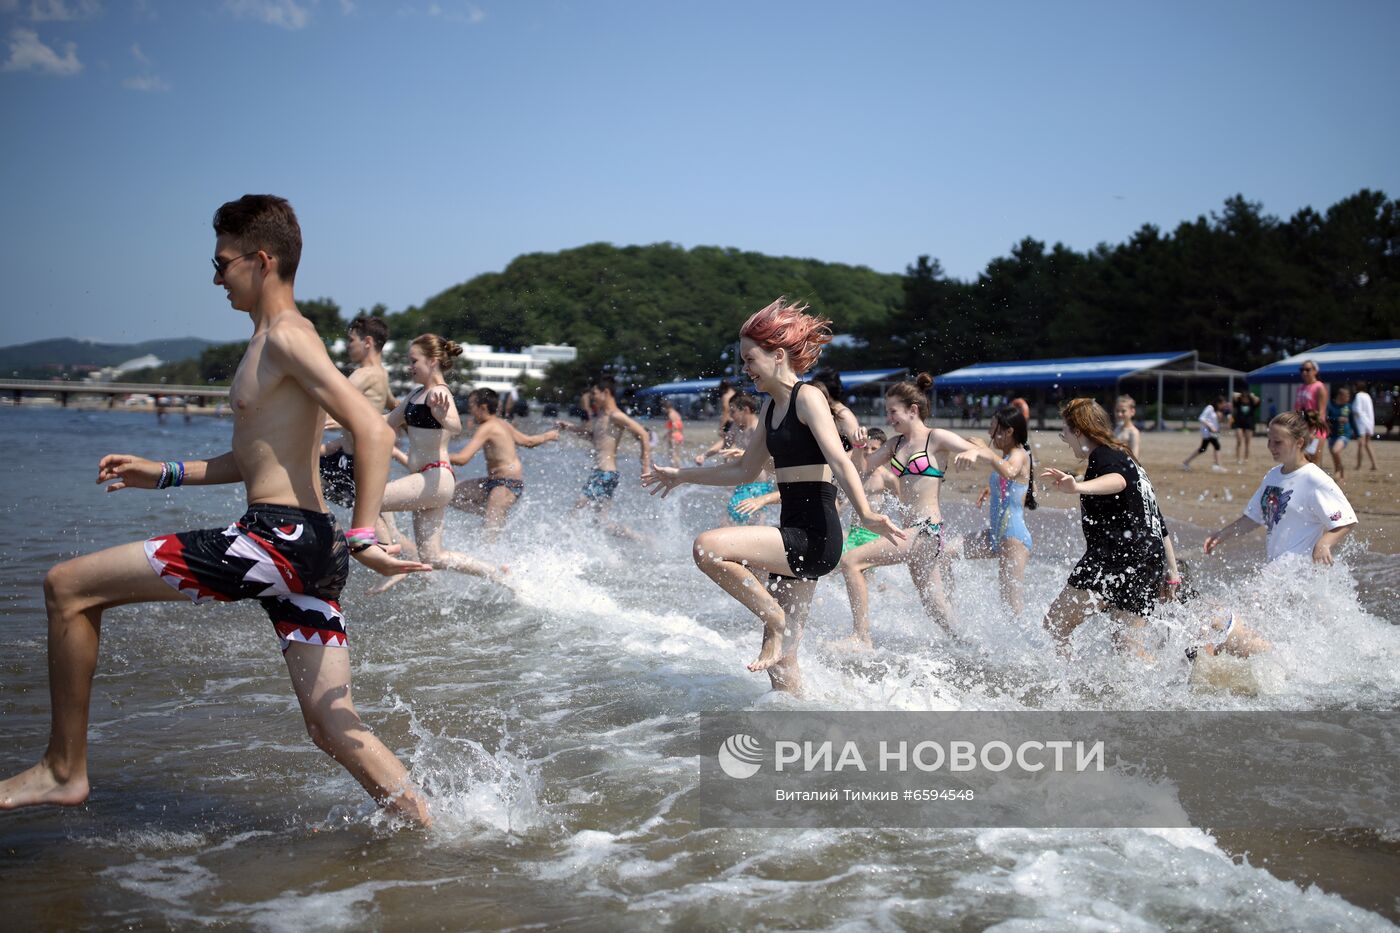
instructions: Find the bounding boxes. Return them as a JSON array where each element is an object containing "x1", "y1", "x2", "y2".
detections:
[
  {"x1": 1204, "y1": 514, "x2": 1261, "y2": 555},
  {"x1": 98, "y1": 449, "x2": 243, "y2": 491},
  {"x1": 449, "y1": 423, "x2": 492, "y2": 467},
  {"x1": 644, "y1": 409, "x2": 771, "y2": 494},
  {"x1": 555, "y1": 419, "x2": 591, "y2": 437},
  {"x1": 505, "y1": 422, "x2": 559, "y2": 448},
  {"x1": 1041, "y1": 467, "x2": 1127, "y2": 497},
  {"x1": 695, "y1": 437, "x2": 729, "y2": 464},
  {"x1": 954, "y1": 445, "x2": 1027, "y2": 480}
]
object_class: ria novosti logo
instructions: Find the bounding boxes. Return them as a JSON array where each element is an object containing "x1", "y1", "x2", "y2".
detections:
[{"x1": 718, "y1": 734, "x2": 764, "y2": 779}]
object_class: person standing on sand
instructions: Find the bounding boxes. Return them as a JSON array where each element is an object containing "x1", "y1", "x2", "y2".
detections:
[
  {"x1": 1294, "y1": 360, "x2": 1329, "y2": 464},
  {"x1": 1232, "y1": 390, "x2": 1260, "y2": 463},
  {"x1": 1113, "y1": 395, "x2": 1141, "y2": 460},
  {"x1": 0, "y1": 195, "x2": 433, "y2": 821},
  {"x1": 1182, "y1": 395, "x2": 1227, "y2": 473},
  {"x1": 1351, "y1": 381, "x2": 1378, "y2": 473}
]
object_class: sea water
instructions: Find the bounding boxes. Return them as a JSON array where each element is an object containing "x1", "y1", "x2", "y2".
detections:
[{"x1": 0, "y1": 407, "x2": 1396, "y2": 930}]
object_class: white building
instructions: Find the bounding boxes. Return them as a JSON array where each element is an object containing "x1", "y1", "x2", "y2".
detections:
[
  {"x1": 347, "y1": 341, "x2": 577, "y2": 396},
  {"x1": 86, "y1": 354, "x2": 163, "y2": 383},
  {"x1": 460, "y1": 344, "x2": 577, "y2": 393}
]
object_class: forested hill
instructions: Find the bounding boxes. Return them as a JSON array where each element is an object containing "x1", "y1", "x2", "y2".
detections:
[
  {"x1": 386, "y1": 190, "x2": 1399, "y2": 388},
  {"x1": 390, "y1": 242, "x2": 904, "y2": 383},
  {"x1": 0, "y1": 337, "x2": 215, "y2": 379}
]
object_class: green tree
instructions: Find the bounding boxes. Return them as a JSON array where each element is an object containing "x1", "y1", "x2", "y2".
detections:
[{"x1": 296, "y1": 297, "x2": 344, "y2": 342}]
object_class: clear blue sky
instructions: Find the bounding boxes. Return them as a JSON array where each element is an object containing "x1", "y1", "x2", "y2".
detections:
[{"x1": 2, "y1": 0, "x2": 1397, "y2": 346}]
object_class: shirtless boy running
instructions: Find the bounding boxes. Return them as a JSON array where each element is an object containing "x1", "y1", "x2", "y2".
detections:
[
  {"x1": 449, "y1": 388, "x2": 559, "y2": 540},
  {"x1": 320, "y1": 314, "x2": 413, "y2": 556},
  {"x1": 0, "y1": 196, "x2": 434, "y2": 823},
  {"x1": 558, "y1": 377, "x2": 652, "y2": 524}
]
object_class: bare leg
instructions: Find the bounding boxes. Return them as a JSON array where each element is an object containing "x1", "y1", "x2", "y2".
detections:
[
  {"x1": 481, "y1": 485, "x2": 519, "y2": 543},
  {"x1": 1330, "y1": 440, "x2": 1346, "y2": 481},
  {"x1": 997, "y1": 539, "x2": 1030, "y2": 616},
  {"x1": 283, "y1": 643, "x2": 430, "y2": 825},
  {"x1": 449, "y1": 477, "x2": 489, "y2": 516},
  {"x1": 767, "y1": 577, "x2": 816, "y2": 694},
  {"x1": 1109, "y1": 609, "x2": 1153, "y2": 660},
  {"x1": 414, "y1": 507, "x2": 507, "y2": 583},
  {"x1": 371, "y1": 473, "x2": 455, "y2": 594},
  {"x1": 2, "y1": 542, "x2": 186, "y2": 810},
  {"x1": 838, "y1": 535, "x2": 912, "y2": 647},
  {"x1": 908, "y1": 535, "x2": 955, "y2": 632},
  {"x1": 1358, "y1": 435, "x2": 1378, "y2": 470},
  {"x1": 1042, "y1": 585, "x2": 1101, "y2": 658},
  {"x1": 691, "y1": 526, "x2": 797, "y2": 674}
]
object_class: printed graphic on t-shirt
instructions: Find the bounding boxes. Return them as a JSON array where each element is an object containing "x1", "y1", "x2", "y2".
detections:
[{"x1": 1261, "y1": 486, "x2": 1292, "y2": 530}]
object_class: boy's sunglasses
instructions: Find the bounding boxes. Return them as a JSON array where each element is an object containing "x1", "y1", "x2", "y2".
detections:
[{"x1": 212, "y1": 252, "x2": 260, "y2": 276}]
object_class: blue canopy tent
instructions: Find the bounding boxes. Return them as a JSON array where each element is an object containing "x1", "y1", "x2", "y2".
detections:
[
  {"x1": 1247, "y1": 340, "x2": 1400, "y2": 383},
  {"x1": 937, "y1": 351, "x2": 1246, "y2": 429}
]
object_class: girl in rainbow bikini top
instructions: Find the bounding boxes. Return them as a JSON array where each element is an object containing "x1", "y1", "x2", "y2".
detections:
[
  {"x1": 856, "y1": 376, "x2": 979, "y2": 549},
  {"x1": 838, "y1": 373, "x2": 979, "y2": 644}
]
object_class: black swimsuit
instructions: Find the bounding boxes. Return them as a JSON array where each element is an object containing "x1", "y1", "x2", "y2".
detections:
[
  {"x1": 404, "y1": 386, "x2": 445, "y2": 430},
  {"x1": 766, "y1": 382, "x2": 842, "y2": 581}
]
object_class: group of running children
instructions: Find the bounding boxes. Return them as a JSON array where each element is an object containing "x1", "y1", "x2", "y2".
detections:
[
  {"x1": 641, "y1": 300, "x2": 1360, "y2": 693},
  {"x1": 0, "y1": 197, "x2": 1364, "y2": 826}
]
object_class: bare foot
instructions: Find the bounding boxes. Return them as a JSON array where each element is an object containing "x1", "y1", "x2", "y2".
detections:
[
  {"x1": 829, "y1": 634, "x2": 874, "y2": 653},
  {"x1": 0, "y1": 760, "x2": 90, "y2": 810},
  {"x1": 369, "y1": 573, "x2": 409, "y2": 595},
  {"x1": 747, "y1": 622, "x2": 786, "y2": 672}
]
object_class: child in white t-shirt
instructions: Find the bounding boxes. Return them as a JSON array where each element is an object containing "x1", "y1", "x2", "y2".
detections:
[
  {"x1": 1182, "y1": 395, "x2": 1227, "y2": 473},
  {"x1": 1204, "y1": 412, "x2": 1357, "y2": 565}
]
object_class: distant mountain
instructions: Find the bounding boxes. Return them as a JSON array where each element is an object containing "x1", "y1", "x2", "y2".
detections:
[{"x1": 0, "y1": 338, "x2": 217, "y2": 378}]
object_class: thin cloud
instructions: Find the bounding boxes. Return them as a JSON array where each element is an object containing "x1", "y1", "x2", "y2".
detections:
[
  {"x1": 27, "y1": 0, "x2": 101, "y2": 21},
  {"x1": 125, "y1": 42, "x2": 167, "y2": 90},
  {"x1": 338, "y1": 0, "x2": 354, "y2": 13},
  {"x1": 3, "y1": 27, "x2": 82, "y2": 75},
  {"x1": 122, "y1": 73, "x2": 168, "y2": 91},
  {"x1": 427, "y1": 2, "x2": 484, "y2": 25},
  {"x1": 223, "y1": 0, "x2": 310, "y2": 30}
]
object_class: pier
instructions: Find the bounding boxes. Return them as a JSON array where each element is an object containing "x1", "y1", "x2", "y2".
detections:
[{"x1": 0, "y1": 379, "x2": 228, "y2": 409}]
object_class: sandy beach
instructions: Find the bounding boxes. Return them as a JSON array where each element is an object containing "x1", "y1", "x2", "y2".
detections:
[{"x1": 938, "y1": 426, "x2": 1400, "y2": 555}]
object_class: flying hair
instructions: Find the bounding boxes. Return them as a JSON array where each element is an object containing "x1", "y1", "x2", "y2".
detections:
[
  {"x1": 1061, "y1": 397, "x2": 1137, "y2": 462},
  {"x1": 739, "y1": 297, "x2": 832, "y2": 374}
]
